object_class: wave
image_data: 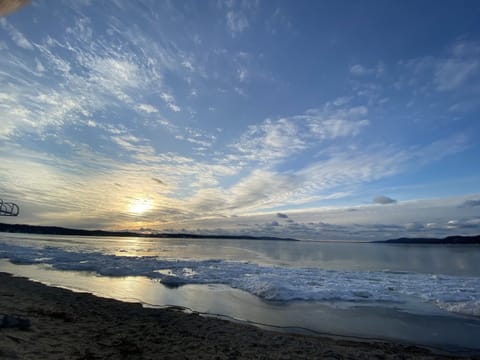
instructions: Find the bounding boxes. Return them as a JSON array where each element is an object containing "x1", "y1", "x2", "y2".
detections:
[{"x1": 1, "y1": 242, "x2": 479, "y2": 316}]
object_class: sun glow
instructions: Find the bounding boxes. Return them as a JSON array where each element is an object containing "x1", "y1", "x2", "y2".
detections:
[{"x1": 128, "y1": 198, "x2": 153, "y2": 215}]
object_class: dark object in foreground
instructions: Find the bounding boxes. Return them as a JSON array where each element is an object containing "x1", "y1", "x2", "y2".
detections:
[
  {"x1": 375, "y1": 235, "x2": 480, "y2": 244},
  {"x1": 0, "y1": 0, "x2": 29, "y2": 16},
  {"x1": 0, "y1": 314, "x2": 30, "y2": 330}
]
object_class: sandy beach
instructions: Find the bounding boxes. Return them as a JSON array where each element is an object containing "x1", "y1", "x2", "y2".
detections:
[{"x1": 0, "y1": 272, "x2": 475, "y2": 359}]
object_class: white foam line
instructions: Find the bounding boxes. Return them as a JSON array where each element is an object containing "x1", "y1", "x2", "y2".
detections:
[{"x1": 1, "y1": 242, "x2": 479, "y2": 317}]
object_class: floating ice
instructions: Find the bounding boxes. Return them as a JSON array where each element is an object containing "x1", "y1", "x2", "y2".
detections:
[{"x1": 1, "y1": 242, "x2": 479, "y2": 316}]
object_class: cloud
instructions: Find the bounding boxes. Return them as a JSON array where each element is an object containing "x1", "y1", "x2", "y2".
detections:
[
  {"x1": 448, "y1": 101, "x2": 479, "y2": 113},
  {"x1": 226, "y1": 118, "x2": 467, "y2": 215},
  {"x1": 111, "y1": 134, "x2": 150, "y2": 152},
  {"x1": 0, "y1": 138, "x2": 247, "y2": 228},
  {"x1": 167, "y1": 103, "x2": 181, "y2": 112},
  {"x1": 160, "y1": 92, "x2": 181, "y2": 112},
  {"x1": 447, "y1": 220, "x2": 459, "y2": 229},
  {"x1": 200, "y1": 136, "x2": 464, "y2": 216},
  {"x1": 233, "y1": 86, "x2": 246, "y2": 96},
  {"x1": 0, "y1": 18, "x2": 33, "y2": 49},
  {"x1": 221, "y1": 0, "x2": 258, "y2": 36},
  {"x1": 228, "y1": 170, "x2": 302, "y2": 211},
  {"x1": 0, "y1": 12, "x2": 184, "y2": 141},
  {"x1": 460, "y1": 199, "x2": 480, "y2": 207},
  {"x1": 433, "y1": 40, "x2": 480, "y2": 91},
  {"x1": 299, "y1": 150, "x2": 399, "y2": 195},
  {"x1": 434, "y1": 59, "x2": 479, "y2": 91},
  {"x1": 398, "y1": 40, "x2": 480, "y2": 93},
  {"x1": 308, "y1": 118, "x2": 369, "y2": 139},
  {"x1": 184, "y1": 169, "x2": 305, "y2": 217},
  {"x1": 452, "y1": 218, "x2": 480, "y2": 229},
  {"x1": 373, "y1": 195, "x2": 397, "y2": 205},
  {"x1": 232, "y1": 103, "x2": 370, "y2": 163},
  {"x1": 333, "y1": 96, "x2": 351, "y2": 106},
  {"x1": 136, "y1": 104, "x2": 158, "y2": 114},
  {"x1": 160, "y1": 194, "x2": 480, "y2": 240},
  {"x1": 301, "y1": 105, "x2": 369, "y2": 139},
  {"x1": 181, "y1": 60, "x2": 194, "y2": 71},
  {"x1": 350, "y1": 63, "x2": 384, "y2": 77},
  {"x1": 404, "y1": 222, "x2": 423, "y2": 231},
  {"x1": 152, "y1": 178, "x2": 166, "y2": 185},
  {"x1": 91, "y1": 58, "x2": 140, "y2": 89},
  {"x1": 1, "y1": 4, "x2": 478, "y2": 238},
  {"x1": 350, "y1": 64, "x2": 372, "y2": 76},
  {"x1": 226, "y1": 11, "x2": 249, "y2": 36},
  {"x1": 35, "y1": 58, "x2": 46, "y2": 72},
  {"x1": 237, "y1": 68, "x2": 247, "y2": 82},
  {"x1": 233, "y1": 118, "x2": 306, "y2": 162}
]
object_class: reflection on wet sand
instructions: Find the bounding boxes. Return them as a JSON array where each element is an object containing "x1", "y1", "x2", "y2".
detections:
[{"x1": 1, "y1": 258, "x2": 480, "y2": 352}]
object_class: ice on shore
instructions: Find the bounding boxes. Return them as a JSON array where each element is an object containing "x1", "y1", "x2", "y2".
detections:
[{"x1": 1, "y1": 242, "x2": 479, "y2": 317}]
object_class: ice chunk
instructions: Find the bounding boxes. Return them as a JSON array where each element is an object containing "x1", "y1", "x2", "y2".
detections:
[{"x1": 1, "y1": 242, "x2": 480, "y2": 316}]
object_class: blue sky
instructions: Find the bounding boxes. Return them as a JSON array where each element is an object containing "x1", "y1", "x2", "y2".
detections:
[{"x1": 1, "y1": 0, "x2": 480, "y2": 240}]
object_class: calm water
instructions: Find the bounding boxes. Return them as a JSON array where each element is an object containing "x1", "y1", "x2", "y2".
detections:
[{"x1": 1, "y1": 233, "x2": 480, "y2": 353}]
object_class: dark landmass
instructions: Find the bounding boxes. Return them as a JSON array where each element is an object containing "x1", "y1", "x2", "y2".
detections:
[
  {"x1": 0, "y1": 222, "x2": 298, "y2": 241},
  {"x1": 375, "y1": 235, "x2": 480, "y2": 244}
]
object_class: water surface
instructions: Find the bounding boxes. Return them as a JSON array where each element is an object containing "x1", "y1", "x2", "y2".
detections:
[{"x1": 1, "y1": 233, "x2": 479, "y2": 353}]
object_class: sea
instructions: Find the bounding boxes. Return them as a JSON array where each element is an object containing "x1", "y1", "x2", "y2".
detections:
[{"x1": 1, "y1": 233, "x2": 480, "y2": 354}]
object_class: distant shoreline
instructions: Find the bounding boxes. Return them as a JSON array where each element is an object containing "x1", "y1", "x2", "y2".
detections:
[
  {"x1": 1, "y1": 223, "x2": 479, "y2": 244},
  {"x1": 375, "y1": 234, "x2": 480, "y2": 245},
  {"x1": 0, "y1": 222, "x2": 298, "y2": 242}
]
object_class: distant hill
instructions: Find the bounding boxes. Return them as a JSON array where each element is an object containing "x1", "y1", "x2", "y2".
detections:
[
  {"x1": 375, "y1": 235, "x2": 480, "y2": 244},
  {"x1": 0, "y1": 223, "x2": 298, "y2": 242}
]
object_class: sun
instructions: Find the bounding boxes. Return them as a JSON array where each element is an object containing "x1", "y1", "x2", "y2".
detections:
[{"x1": 128, "y1": 198, "x2": 153, "y2": 215}]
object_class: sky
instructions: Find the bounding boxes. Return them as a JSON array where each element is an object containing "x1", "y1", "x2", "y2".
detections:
[{"x1": 1, "y1": 0, "x2": 480, "y2": 240}]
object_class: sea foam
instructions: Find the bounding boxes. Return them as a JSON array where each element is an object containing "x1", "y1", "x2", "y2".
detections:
[{"x1": 1, "y1": 242, "x2": 479, "y2": 316}]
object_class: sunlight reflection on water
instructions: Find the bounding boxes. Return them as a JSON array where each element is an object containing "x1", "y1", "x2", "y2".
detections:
[{"x1": 1, "y1": 233, "x2": 480, "y2": 352}]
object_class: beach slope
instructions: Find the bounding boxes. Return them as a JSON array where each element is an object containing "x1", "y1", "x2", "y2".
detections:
[{"x1": 0, "y1": 272, "x2": 468, "y2": 359}]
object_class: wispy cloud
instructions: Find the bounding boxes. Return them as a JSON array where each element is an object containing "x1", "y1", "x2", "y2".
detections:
[
  {"x1": 136, "y1": 103, "x2": 158, "y2": 114},
  {"x1": 232, "y1": 102, "x2": 370, "y2": 164},
  {"x1": 350, "y1": 63, "x2": 384, "y2": 77},
  {"x1": 0, "y1": 18, "x2": 33, "y2": 49},
  {"x1": 221, "y1": 0, "x2": 259, "y2": 37},
  {"x1": 396, "y1": 40, "x2": 480, "y2": 93},
  {"x1": 233, "y1": 118, "x2": 305, "y2": 162},
  {"x1": 434, "y1": 58, "x2": 479, "y2": 91},
  {"x1": 160, "y1": 92, "x2": 181, "y2": 112},
  {"x1": 226, "y1": 10, "x2": 249, "y2": 36}
]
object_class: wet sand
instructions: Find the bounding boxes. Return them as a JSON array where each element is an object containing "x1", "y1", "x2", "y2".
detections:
[{"x1": 0, "y1": 272, "x2": 474, "y2": 359}]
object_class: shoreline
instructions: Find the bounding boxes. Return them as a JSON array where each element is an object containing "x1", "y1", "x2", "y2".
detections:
[{"x1": 0, "y1": 272, "x2": 474, "y2": 359}]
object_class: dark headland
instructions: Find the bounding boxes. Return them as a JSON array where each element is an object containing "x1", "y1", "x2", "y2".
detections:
[
  {"x1": 376, "y1": 234, "x2": 480, "y2": 244},
  {"x1": 0, "y1": 222, "x2": 298, "y2": 241}
]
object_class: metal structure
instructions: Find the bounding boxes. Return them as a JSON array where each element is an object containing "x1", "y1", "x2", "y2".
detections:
[{"x1": 0, "y1": 199, "x2": 19, "y2": 216}]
